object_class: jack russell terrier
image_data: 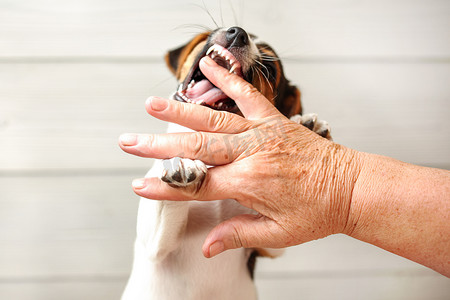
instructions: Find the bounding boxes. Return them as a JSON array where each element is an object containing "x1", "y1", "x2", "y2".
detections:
[{"x1": 122, "y1": 26, "x2": 331, "y2": 300}]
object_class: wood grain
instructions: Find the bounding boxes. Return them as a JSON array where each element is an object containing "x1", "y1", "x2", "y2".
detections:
[
  {"x1": 1, "y1": 63, "x2": 449, "y2": 171},
  {"x1": 1, "y1": 0, "x2": 449, "y2": 299},
  {"x1": 0, "y1": 0, "x2": 449, "y2": 58}
]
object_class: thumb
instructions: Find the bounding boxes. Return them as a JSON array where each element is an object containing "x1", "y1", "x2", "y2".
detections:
[
  {"x1": 202, "y1": 214, "x2": 281, "y2": 258},
  {"x1": 199, "y1": 56, "x2": 279, "y2": 120}
]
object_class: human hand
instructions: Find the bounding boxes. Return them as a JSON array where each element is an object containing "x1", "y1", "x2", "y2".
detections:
[{"x1": 119, "y1": 56, "x2": 362, "y2": 257}]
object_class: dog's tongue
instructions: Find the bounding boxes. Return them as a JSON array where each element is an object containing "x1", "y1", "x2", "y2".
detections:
[{"x1": 185, "y1": 79, "x2": 228, "y2": 105}]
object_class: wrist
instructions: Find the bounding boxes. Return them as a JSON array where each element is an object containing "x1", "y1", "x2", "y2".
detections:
[
  {"x1": 322, "y1": 146, "x2": 450, "y2": 276},
  {"x1": 308, "y1": 141, "x2": 364, "y2": 238},
  {"x1": 343, "y1": 152, "x2": 404, "y2": 239},
  {"x1": 326, "y1": 145, "x2": 364, "y2": 236}
]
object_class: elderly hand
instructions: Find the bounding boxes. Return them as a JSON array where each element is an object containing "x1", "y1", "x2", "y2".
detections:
[{"x1": 119, "y1": 56, "x2": 362, "y2": 258}]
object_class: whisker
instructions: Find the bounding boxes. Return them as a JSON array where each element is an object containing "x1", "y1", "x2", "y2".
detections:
[
  {"x1": 260, "y1": 56, "x2": 281, "y2": 62},
  {"x1": 254, "y1": 59, "x2": 269, "y2": 74},
  {"x1": 258, "y1": 50, "x2": 285, "y2": 61},
  {"x1": 149, "y1": 75, "x2": 175, "y2": 91},
  {"x1": 254, "y1": 66, "x2": 264, "y2": 92},
  {"x1": 238, "y1": 0, "x2": 244, "y2": 26},
  {"x1": 229, "y1": 0, "x2": 239, "y2": 26},
  {"x1": 256, "y1": 45, "x2": 274, "y2": 51},
  {"x1": 257, "y1": 61, "x2": 274, "y2": 89},
  {"x1": 253, "y1": 61, "x2": 274, "y2": 94},
  {"x1": 199, "y1": 0, "x2": 219, "y2": 28},
  {"x1": 260, "y1": 58, "x2": 277, "y2": 61},
  {"x1": 257, "y1": 45, "x2": 288, "y2": 59},
  {"x1": 219, "y1": 0, "x2": 224, "y2": 27},
  {"x1": 173, "y1": 23, "x2": 213, "y2": 33}
]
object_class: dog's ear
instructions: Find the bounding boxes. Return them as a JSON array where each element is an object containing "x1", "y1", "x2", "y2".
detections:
[
  {"x1": 276, "y1": 82, "x2": 302, "y2": 118},
  {"x1": 165, "y1": 32, "x2": 211, "y2": 76},
  {"x1": 165, "y1": 44, "x2": 185, "y2": 75}
]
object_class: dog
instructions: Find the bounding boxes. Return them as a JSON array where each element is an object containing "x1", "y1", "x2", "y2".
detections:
[{"x1": 122, "y1": 26, "x2": 331, "y2": 300}]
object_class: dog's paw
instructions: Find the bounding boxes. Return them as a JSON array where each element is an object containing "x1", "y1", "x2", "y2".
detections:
[
  {"x1": 290, "y1": 113, "x2": 332, "y2": 140},
  {"x1": 160, "y1": 157, "x2": 207, "y2": 187}
]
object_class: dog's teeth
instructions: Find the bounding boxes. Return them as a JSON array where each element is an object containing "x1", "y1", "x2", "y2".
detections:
[
  {"x1": 181, "y1": 93, "x2": 189, "y2": 102},
  {"x1": 217, "y1": 102, "x2": 224, "y2": 108},
  {"x1": 211, "y1": 53, "x2": 216, "y2": 59},
  {"x1": 229, "y1": 64, "x2": 237, "y2": 74},
  {"x1": 206, "y1": 46, "x2": 214, "y2": 55}
]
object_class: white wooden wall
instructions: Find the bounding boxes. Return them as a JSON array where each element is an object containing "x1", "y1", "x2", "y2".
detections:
[{"x1": 1, "y1": 0, "x2": 449, "y2": 299}]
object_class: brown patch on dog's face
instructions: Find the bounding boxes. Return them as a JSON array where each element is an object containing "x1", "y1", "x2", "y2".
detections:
[
  {"x1": 251, "y1": 44, "x2": 302, "y2": 116},
  {"x1": 165, "y1": 32, "x2": 210, "y2": 77},
  {"x1": 165, "y1": 27, "x2": 301, "y2": 118}
]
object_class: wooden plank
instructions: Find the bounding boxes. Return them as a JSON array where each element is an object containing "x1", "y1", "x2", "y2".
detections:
[
  {"x1": 0, "y1": 62, "x2": 172, "y2": 171},
  {"x1": 1, "y1": 63, "x2": 449, "y2": 171},
  {"x1": 286, "y1": 62, "x2": 450, "y2": 167},
  {"x1": 0, "y1": 281, "x2": 126, "y2": 300},
  {"x1": 0, "y1": 0, "x2": 449, "y2": 58},
  {"x1": 0, "y1": 176, "x2": 139, "y2": 277},
  {"x1": 1, "y1": 274, "x2": 448, "y2": 300},
  {"x1": 255, "y1": 235, "x2": 440, "y2": 273},
  {"x1": 255, "y1": 274, "x2": 450, "y2": 300}
]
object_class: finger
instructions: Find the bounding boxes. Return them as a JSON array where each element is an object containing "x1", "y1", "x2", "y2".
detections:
[
  {"x1": 119, "y1": 131, "x2": 245, "y2": 165},
  {"x1": 202, "y1": 214, "x2": 284, "y2": 258},
  {"x1": 131, "y1": 164, "x2": 237, "y2": 201},
  {"x1": 199, "y1": 56, "x2": 279, "y2": 120},
  {"x1": 145, "y1": 96, "x2": 252, "y2": 134}
]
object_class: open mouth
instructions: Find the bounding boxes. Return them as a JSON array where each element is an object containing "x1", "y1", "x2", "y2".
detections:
[{"x1": 175, "y1": 44, "x2": 243, "y2": 112}]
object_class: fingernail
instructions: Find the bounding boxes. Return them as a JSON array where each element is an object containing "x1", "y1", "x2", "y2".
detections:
[
  {"x1": 208, "y1": 241, "x2": 225, "y2": 257},
  {"x1": 201, "y1": 56, "x2": 214, "y2": 66},
  {"x1": 132, "y1": 178, "x2": 146, "y2": 189},
  {"x1": 120, "y1": 134, "x2": 137, "y2": 146},
  {"x1": 147, "y1": 97, "x2": 168, "y2": 111}
]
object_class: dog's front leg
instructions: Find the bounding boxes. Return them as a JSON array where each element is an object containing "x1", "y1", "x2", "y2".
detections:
[
  {"x1": 135, "y1": 159, "x2": 195, "y2": 262},
  {"x1": 290, "y1": 113, "x2": 332, "y2": 140},
  {"x1": 132, "y1": 157, "x2": 207, "y2": 263},
  {"x1": 122, "y1": 159, "x2": 191, "y2": 299}
]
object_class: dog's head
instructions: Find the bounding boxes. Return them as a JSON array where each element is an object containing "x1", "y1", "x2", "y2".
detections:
[{"x1": 165, "y1": 26, "x2": 301, "y2": 117}]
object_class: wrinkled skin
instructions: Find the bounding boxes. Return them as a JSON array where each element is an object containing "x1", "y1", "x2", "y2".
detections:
[
  {"x1": 120, "y1": 56, "x2": 361, "y2": 257},
  {"x1": 120, "y1": 57, "x2": 450, "y2": 277}
]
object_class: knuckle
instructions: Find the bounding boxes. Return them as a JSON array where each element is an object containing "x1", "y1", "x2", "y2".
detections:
[
  {"x1": 142, "y1": 135, "x2": 155, "y2": 155},
  {"x1": 207, "y1": 110, "x2": 251, "y2": 134},
  {"x1": 238, "y1": 81, "x2": 260, "y2": 98},
  {"x1": 176, "y1": 170, "x2": 210, "y2": 200},
  {"x1": 229, "y1": 222, "x2": 246, "y2": 248},
  {"x1": 207, "y1": 111, "x2": 228, "y2": 132},
  {"x1": 178, "y1": 101, "x2": 190, "y2": 117},
  {"x1": 189, "y1": 132, "x2": 207, "y2": 158}
]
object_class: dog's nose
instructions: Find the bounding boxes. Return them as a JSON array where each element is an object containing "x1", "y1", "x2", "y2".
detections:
[{"x1": 226, "y1": 27, "x2": 249, "y2": 48}]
